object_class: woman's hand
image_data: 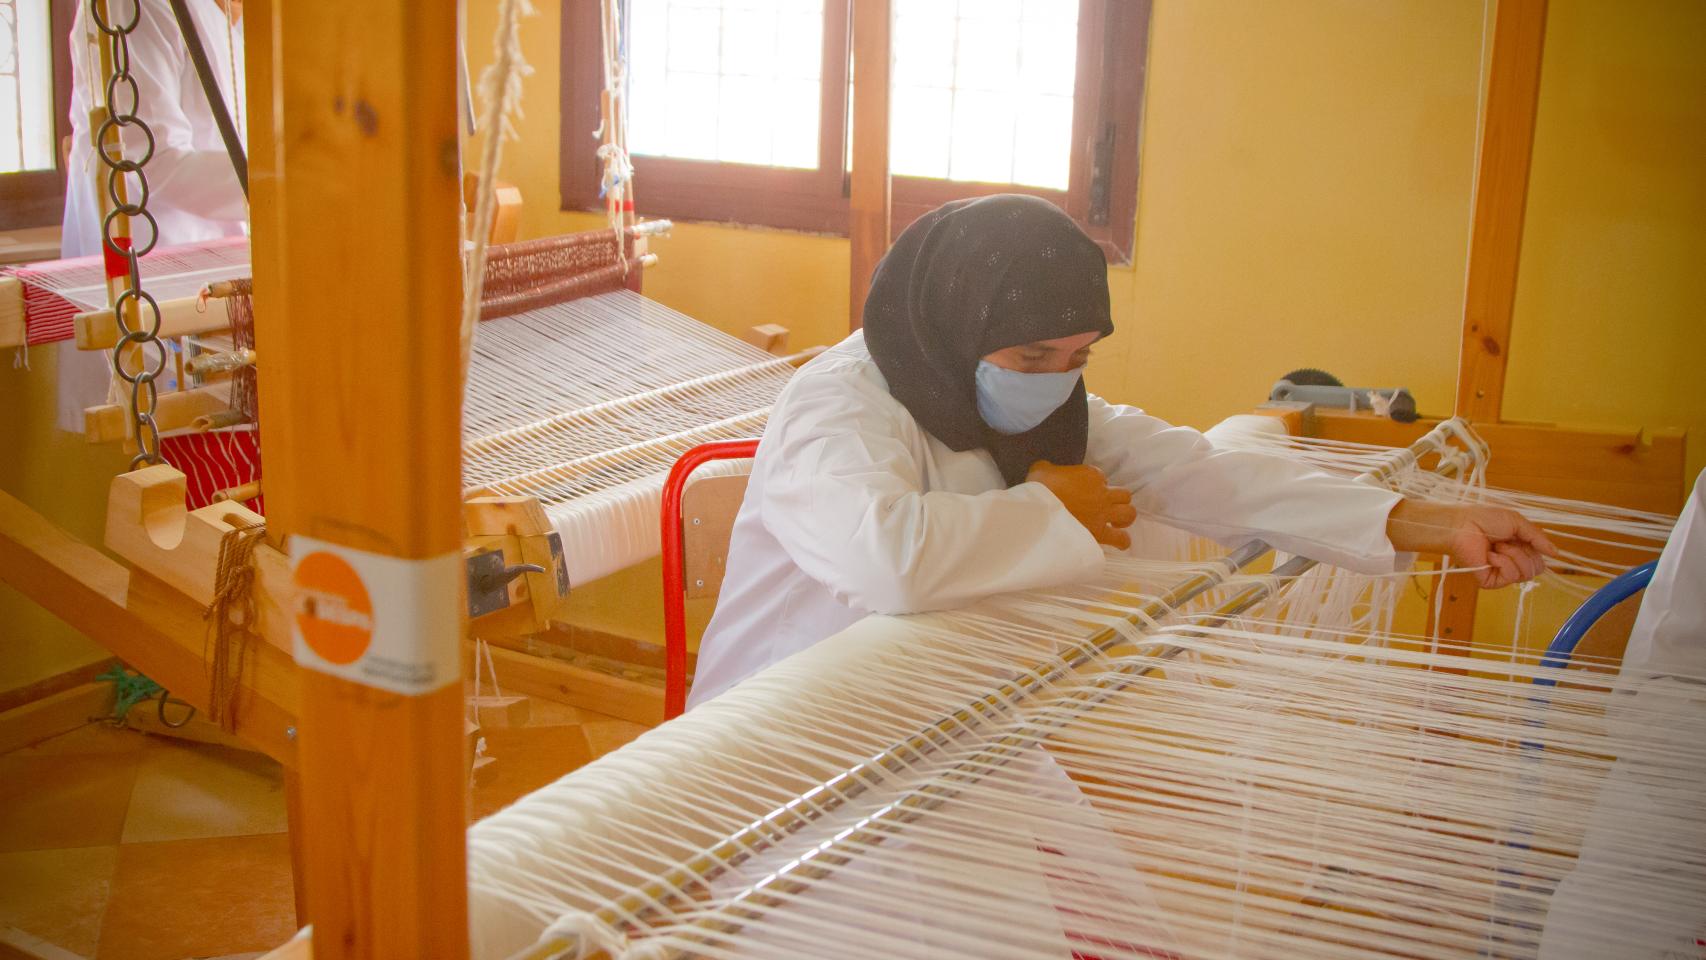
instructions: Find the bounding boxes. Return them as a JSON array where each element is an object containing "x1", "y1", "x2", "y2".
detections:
[
  {"x1": 1028, "y1": 461, "x2": 1138, "y2": 550},
  {"x1": 1386, "y1": 499, "x2": 1558, "y2": 589}
]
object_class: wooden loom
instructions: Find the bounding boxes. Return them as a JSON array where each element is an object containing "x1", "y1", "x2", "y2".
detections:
[
  {"x1": 0, "y1": 1, "x2": 1689, "y2": 959},
  {"x1": 0, "y1": 0, "x2": 819, "y2": 943},
  {"x1": 1245, "y1": 0, "x2": 1686, "y2": 655}
]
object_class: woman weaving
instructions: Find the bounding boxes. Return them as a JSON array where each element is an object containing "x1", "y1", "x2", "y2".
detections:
[{"x1": 689, "y1": 194, "x2": 1554, "y2": 708}]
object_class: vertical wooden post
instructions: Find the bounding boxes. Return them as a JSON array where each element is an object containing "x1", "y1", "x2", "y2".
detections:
[
  {"x1": 1444, "y1": 0, "x2": 1548, "y2": 655},
  {"x1": 255, "y1": 2, "x2": 469, "y2": 957},
  {"x1": 847, "y1": 0, "x2": 891, "y2": 330},
  {"x1": 1454, "y1": 0, "x2": 1548, "y2": 423},
  {"x1": 242, "y1": 0, "x2": 313, "y2": 922}
]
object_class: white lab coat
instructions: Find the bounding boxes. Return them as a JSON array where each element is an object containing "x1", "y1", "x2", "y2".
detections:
[
  {"x1": 688, "y1": 330, "x2": 1403, "y2": 708},
  {"x1": 1539, "y1": 469, "x2": 1706, "y2": 960},
  {"x1": 57, "y1": 0, "x2": 246, "y2": 431}
]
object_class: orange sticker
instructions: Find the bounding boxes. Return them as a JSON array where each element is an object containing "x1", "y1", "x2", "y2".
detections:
[{"x1": 293, "y1": 550, "x2": 374, "y2": 666}]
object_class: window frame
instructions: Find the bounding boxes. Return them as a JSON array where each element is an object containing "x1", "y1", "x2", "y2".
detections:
[
  {"x1": 0, "y1": 0, "x2": 75, "y2": 231},
  {"x1": 560, "y1": 0, "x2": 1149, "y2": 262}
]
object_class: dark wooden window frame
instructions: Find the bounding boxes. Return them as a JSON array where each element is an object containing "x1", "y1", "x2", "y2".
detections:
[
  {"x1": 561, "y1": 0, "x2": 1148, "y2": 262},
  {"x1": 0, "y1": 0, "x2": 76, "y2": 231}
]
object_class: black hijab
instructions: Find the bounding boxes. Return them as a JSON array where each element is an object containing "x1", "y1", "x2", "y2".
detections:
[{"x1": 863, "y1": 194, "x2": 1113, "y2": 486}]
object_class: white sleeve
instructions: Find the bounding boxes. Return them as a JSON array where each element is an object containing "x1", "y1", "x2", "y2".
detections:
[
  {"x1": 1622, "y1": 469, "x2": 1706, "y2": 678},
  {"x1": 114, "y1": 5, "x2": 247, "y2": 224},
  {"x1": 1084, "y1": 396, "x2": 1401, "y2": 574},
  {"x1": 755, "y1": 368, "x2": 1107, "y2": 615}
]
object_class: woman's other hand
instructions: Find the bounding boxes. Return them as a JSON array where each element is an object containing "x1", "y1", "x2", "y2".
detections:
[
  {"x1": 1027, "y1": 461, "x2": 1138, "y2": 550},
  {"x1": 1386, "y1": 499, "x2": 1559, "y2": 589}
]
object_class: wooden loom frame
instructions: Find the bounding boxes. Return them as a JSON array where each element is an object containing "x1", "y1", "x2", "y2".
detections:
[{"x1": 0, "y1": 0, "x2": 1686, "y2": 958}]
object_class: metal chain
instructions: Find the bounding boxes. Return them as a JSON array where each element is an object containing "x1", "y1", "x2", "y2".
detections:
[{"x1": 92, "y1": 0, "x2": 165, "y2": 468}]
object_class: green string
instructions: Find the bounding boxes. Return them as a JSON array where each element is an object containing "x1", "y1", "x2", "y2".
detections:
[{"x1": 96, "y1": 665, "x2": 163, "y2": 721}]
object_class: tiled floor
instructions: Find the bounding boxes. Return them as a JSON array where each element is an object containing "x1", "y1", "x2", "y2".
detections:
[{"x1": 0, "y1": 696, "x2": 652, "y2": 959}]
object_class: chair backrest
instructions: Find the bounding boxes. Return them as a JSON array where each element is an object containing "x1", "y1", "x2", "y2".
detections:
[
  {"x1": 661, "y1": 439, "x2": 760, "y2": 718},
  {"x1": 1534, "y1": 559, "x2": 1656, "y2": 687}
]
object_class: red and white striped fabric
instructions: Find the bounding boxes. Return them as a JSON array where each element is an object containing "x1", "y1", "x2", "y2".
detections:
[
  {"x1": 160, "y1": 429, "x2": 263, "y2": 513},
  {"x1": 17, "y1": 277, "x2": 81, "y2": 345},
  {"x1": 3, "y1": 237, "x2": 252, "y2": 345}
]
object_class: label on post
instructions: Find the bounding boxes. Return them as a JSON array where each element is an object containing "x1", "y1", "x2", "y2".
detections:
[{"x1": 290, "y1": 537, "x2": 461, "y2": 696}]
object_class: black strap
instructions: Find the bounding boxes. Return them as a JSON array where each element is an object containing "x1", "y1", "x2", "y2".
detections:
[{"x1": 165, "y1": 0, "x2": 248, "y2": 198}]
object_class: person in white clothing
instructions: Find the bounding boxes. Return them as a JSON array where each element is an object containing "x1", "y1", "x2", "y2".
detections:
[
  {"x1": 688, "y1": 194, "x2": 1554, "y2": 709},
  {"x1": 1538, "y1": 469, "x2": 1705, "y2": 960},
  {"x1": 57, "y1": 0, "x2": 246, "y2": 432}
]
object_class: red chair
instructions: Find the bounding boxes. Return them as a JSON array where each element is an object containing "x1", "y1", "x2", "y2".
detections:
[{"x1": 660, "y1": 438, "x2": 760, "y2": 719}]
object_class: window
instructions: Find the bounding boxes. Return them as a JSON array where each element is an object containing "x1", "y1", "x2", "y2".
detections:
[
  {"x1": 0, "y1": 0, "x2": 72, "y2": 230},
  {"x1": 561, "y1": 0, "x2": 1148, "y2": 261}
]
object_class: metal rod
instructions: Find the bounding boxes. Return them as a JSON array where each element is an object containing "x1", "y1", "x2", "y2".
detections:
[
  {"x1": 514, "y1": 419, "x2": 1465, "y2": 960},
  {"x1": 165, "y1": 0, "x2": 248, "y2": 197}
]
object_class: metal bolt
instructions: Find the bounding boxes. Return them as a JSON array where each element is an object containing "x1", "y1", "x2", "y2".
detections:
[
  {"x1": 692, "y1": 517, "x2": 702, "y2": 526},
  {"x1": 285, "y1": 726, "x2": 297, "y2": 740},
  {"x1": 695, "y1": 579, "x2": 705, "y2": 588}
]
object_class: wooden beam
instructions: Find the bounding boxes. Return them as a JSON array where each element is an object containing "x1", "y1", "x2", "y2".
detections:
[
  {"x1": 0, "y1": 683, "x2": 115, "y2": 755},
  {"x1": 847, "y1": 0, "x2": 891, "y2": 330},
  {"x1": 0, "y1": 657, "x2": 119, "y2": 714},
  {"x1": 82, "y1": 386, "x2": 233, "y2": 443},
  {"x1": 74, "y1": 294, "x2": 231, "y2": 349},
  {"x1": 1426, "y1": 568, "x2": 1482, "y2": 662},
  {"x1": 264, "y1": 1, "x2": 468, "y2": 957},
  {"x1": 1455, "y1": 0, "x2": 1548, "y2": 421},
  {"x1": 0, "y1": 488, "x2": 299, "y2": 763},
  {"x1": 1308, "y1": 410, "x2": 1686, "y2": 515},
  {"x1": 0, "y1": 277, "x2": 23, "y2": 348},
  {"x1": 482, "y1": 643, "x2": 663, "y2": 727},
  {"x1": 282, "y1": 767, "x2": 310, "y2": 926}
]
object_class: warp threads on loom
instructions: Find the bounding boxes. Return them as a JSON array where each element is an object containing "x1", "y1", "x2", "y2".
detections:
[
  {"x1": 223, "y1": 277, "x2": 258, "y2": 422},
  {"x1": 205, "y1": 515, "x2": 267, "y2": 732}
]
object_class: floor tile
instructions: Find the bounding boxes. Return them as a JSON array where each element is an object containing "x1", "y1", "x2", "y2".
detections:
[
  {"x1": 469, "y1": 724, "x2": 594, "y2": 821},
  {"x1": 120, "y1": 742, "x2": 287, "y2": 844},
  {"x1": 0, "y1": 754, "x2": 142, "y2": 853},
  {"x1": 97, "y1": 835, "x2": 296, "y2": 960},
  {"x1": 0, "y1": 845, "x2": 120, "y2": 957}
]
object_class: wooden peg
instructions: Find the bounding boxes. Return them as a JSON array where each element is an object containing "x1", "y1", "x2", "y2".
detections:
[{"x1": 744, "y1": 323, "x2": 791, "y2": 356}]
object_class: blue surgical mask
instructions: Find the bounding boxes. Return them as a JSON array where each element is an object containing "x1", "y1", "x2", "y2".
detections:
[{"x1": 975, "y1": 361, "x2": 1082, "y2": 434}]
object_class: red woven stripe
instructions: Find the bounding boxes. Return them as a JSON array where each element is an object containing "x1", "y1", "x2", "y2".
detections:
[
  {"x1": 103, "y1": 235, "x2": 132, "y2": 280},
  {"x1": 20, "y1": 283, "x2": 79, "y2": 345},
  {"x1": 161, "y1": 430, "x2": 264, "y2": 513}
]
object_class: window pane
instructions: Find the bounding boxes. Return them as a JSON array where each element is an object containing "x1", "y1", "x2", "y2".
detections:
[
  {"x1": 890, "y1": 85, "x2": 951, "y2": 179},
  {"x1": 891, "y1": 0, "x2": 1079, "y2": 189},
  {"x1": 1012, "y1": 94, "x2": 1072, "y2": 188},
  {"x1": 948, "y1": 89, "x2": 1015, "y2": 184},
  {"x1": 0, "y1": 0, "x2": 54, "y2": 174},
  {"x1": 626, "y1": 0, "x2": 823, "y2": 170}
]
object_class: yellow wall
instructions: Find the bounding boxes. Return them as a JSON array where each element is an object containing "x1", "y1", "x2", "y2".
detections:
[
  {"x1": 0, "y1": 346, "x2": 130, "y2": 689},
  {"x1": 1504, "y1": 0, "x2": 1706, "y2": 482}
]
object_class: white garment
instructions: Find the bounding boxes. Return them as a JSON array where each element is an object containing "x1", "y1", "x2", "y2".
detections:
[
  {"x1": 1624, "y1": 468, "x2": 1706, "y2": 680},
  {"x1": 57, "y1": 0, "x2": 246, "y2": 431},
  {"x1": 1539, "y1": 469, "x2": 1706, "y2": 960},
  {"x1": 688, "y1": 330, "x2": 1402, "y2": 708}
]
